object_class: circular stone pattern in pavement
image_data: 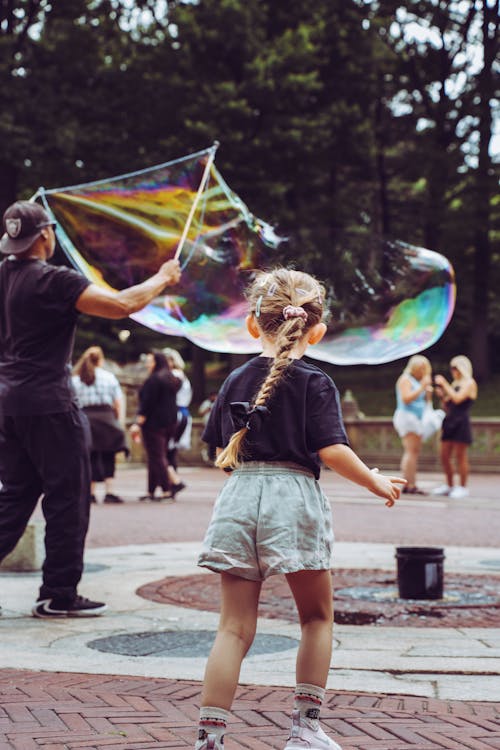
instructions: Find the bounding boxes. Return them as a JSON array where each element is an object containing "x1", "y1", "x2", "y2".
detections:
[
  {"x1": 87, "y1": 630, "x2": 298, "y2": 657},
  {"x1": 137, "y1": 569, "x2": 500, "y2": 628}
]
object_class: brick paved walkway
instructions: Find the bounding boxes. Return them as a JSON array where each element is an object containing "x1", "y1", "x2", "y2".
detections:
[{"x1": 1, "y1": 670, "x2": 499, "y2": 750}]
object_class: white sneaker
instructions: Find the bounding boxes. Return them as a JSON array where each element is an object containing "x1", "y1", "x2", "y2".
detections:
[
  {"x1": 449, "y1": 486, "x2": 469, "y2": 499},
  {"x1": 284, "y1": 710, "x2": 342, "y2": 750},
  {"x1": 431, "y1": 485, "x2": 452, "y2": 496},
  {"x1": 195, "y1": 734, "x2": 222, "y2": 750}
]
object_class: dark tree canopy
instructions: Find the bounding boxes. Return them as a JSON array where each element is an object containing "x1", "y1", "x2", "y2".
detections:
[{"x1": 1, "y1": 0, "x2": 498, "y2": 377}]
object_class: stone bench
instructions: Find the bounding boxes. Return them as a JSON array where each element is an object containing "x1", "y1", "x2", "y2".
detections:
[{"x1": 0, "y1": 520, "x2": 44, "y2": 572}]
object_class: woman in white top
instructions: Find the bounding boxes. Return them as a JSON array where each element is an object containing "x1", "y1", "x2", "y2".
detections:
[{"x1": 72, "y1": 346, "x2": 127, "y2": 504}]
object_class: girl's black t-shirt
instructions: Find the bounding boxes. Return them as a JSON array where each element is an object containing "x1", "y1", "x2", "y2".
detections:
[
  {"x1": 202, "y1": 356, "x2": 349, "y2": 479},
  {"x1": 0, "y1": 257, "x2": 90, "y2": 415}
]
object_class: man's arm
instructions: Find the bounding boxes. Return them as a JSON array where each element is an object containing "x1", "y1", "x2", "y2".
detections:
[{"x1": 75, "y1": 259, "x2": 181, "y2": 319}]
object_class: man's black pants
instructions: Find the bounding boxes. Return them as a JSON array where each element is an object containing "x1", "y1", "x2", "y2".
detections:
[{"x1": 0, "y1": 406, "x2": 91, "y2": 601}]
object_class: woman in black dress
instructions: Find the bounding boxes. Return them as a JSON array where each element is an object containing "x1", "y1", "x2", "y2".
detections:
[
  {"x1": 130, "y1": 352, "x2": 180, "y2": 501},
  {"x1": 432, "y1": 355, "x2": 478, "y2": 499}
]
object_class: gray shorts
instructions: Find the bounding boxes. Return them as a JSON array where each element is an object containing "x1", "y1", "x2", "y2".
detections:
[{"x1": 197, "y1": 462, "x2": 334, "y2": 581}]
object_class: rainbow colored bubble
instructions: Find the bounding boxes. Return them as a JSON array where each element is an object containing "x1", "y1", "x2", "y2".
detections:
[{"x1": 36, "y1": 146, "x2": 455, "y2": 365}]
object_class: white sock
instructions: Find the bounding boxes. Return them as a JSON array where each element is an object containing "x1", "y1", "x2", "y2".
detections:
[
  {"x1": 294, "y1": 683, "x2": 325, "y2": 731},
  {"x1": 196, "y1": 706, "x2": 231, "y2": 747}
]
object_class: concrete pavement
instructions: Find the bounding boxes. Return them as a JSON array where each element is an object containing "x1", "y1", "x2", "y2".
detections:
[{"x1": 0, "y1": 465, "x2": 499, "y2": 748}]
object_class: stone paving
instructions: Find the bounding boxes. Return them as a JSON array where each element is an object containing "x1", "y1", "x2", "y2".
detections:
[
  {"x1": 0, "y1": 465, "x2": 499, "y2": 749},
  {"x1": 137, "y1": 568, "x2": 500, "y2": 628}
]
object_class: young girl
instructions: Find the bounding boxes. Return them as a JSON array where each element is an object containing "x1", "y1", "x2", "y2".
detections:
[
  {"x1": 432, "y1": 355, "x2": 478, "y2": 499},
  {"x1": 196, "y1": 268, "x2": 404, "y2": 750}
]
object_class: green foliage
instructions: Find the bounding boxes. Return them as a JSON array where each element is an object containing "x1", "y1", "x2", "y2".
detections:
[{"x1": 0, "y1": 0, "x2": 498, "y2": 377}]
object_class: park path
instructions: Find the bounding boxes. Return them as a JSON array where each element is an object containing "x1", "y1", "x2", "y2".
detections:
[{"x1": 1, "y1": 466, "x2": 499, "y2": 749}]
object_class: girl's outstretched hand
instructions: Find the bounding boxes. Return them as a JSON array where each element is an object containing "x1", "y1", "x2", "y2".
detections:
[
  {"x1": 318, "y1": 444, "x2": 406, "y2": 506},
  {"x1": 370, "y1": 468, "x2": 406, "y2": 507}
]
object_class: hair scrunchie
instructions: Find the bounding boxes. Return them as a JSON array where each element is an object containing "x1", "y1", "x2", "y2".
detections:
[
  {"x1": 283, "y1": 305, "x2": 308, "y2": 321},
  {"x1": 230, "y1": 402, "x2": 270, "y2": 432}
]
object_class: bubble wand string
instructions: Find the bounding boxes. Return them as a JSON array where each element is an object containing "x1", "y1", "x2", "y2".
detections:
[{"x1": 173, "y1": 140, "x2": 219, "y2": 261}]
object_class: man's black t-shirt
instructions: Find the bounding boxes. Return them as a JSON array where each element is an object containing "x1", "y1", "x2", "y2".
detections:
[
  {"x1": 202, "y1": 356, "x2": 349, "y2": 479},
  {"x1": 0, "y1": 257, "x2": 90, "y2": 415}
]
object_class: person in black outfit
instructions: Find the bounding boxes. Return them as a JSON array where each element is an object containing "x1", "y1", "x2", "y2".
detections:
[
  {"x1": 130, "y1": 352, "x2": 180, "y2": 500},
  {"x1": 432, "y1": 355, "x2": 478, "y2": 499},
  {"x1": 0, "y1": 200, "x2": 181, "y2": 618}
]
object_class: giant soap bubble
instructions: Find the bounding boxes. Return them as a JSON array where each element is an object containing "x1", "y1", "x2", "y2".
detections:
[{"x1": 36, "y1": 145, "x2": 455, "y2": 365}]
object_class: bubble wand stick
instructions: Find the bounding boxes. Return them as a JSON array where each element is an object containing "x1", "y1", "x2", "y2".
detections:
[{"x1": 174, "y1": 140, "x2": 219, "y2": 261}]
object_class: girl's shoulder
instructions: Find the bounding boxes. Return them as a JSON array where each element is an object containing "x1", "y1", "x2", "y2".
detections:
[
  {"x1": 226, "y1": 355, "x2": 267, "y2": 378},
  {"x1": 293, "y1": 359, "x2": 337, "y2": 393}
]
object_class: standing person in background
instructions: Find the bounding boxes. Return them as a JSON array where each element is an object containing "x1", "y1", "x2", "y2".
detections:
[
  {"x1": 130, "y1": 351, "x2": 180, "y2": 501},
  {"x1": 72, "y1": 346, "x2": 127, "y2": 505},
  {"x1": 0, "y1": 200, "x2": 181, "y2": 618},
  {"x1": 199, "y1": 391, "x2": 217, "y2": 464},
  {"x1": 432, "y1": 355, "x2": 478, "y2": 499},
  {"x1": 194, "y1": 267, "x2": 404, "y2": 750},
  {"x1": 392, "y1": 355, "x2": 433, "y2": 495},
  {"x1": 163, "y1": 347, "x2": 192, "y2": 497}
]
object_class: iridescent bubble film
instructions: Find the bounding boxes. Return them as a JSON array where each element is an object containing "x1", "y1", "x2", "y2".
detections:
[
  {"x1": 38, "y1": 148, "x2": 455, "y2": 365},
  {"x1": 314, "y1": 239, "x2": 456, "y2": 365}
]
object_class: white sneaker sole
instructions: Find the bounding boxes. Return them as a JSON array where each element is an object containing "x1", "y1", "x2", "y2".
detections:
[{"x1": 32, "y1": 601, "x2": 108, "y2": 618}]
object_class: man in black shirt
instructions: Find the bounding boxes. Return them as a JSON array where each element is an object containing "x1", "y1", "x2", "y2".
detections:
[{"x1": 0, "y1": 200, "x2": 181, "y2": 618}]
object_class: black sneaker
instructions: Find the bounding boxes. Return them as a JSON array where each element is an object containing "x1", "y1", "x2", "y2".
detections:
[
  {"x1": 155, "y1": 493, "x2": 174, "y2": 502},
  {"x1": 103, "y1": 493, "x2": 124, "y2": 504},
  {"x1": 171, "y1": 482, "x2": 186, "y2": 497},
  {"x1": 32, "y1": 595, "x2": 108, "y2": 618}
]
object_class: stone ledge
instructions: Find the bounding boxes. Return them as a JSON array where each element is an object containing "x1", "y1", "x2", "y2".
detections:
[{"x1": 0, "y1": 520, "x2": 44, "y2": 572}]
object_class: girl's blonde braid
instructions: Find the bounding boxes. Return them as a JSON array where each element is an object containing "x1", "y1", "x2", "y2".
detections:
[
  {"x1": 216, "y1": 269, "x2": 323, "y2": 470},
  {"x1": 253, "y1": 319, "x2": 307, "y2": 408}
]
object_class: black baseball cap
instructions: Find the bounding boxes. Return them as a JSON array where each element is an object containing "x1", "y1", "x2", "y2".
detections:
[{"x1": 0, "y1": 200, "x2": 55, "y2": 255}]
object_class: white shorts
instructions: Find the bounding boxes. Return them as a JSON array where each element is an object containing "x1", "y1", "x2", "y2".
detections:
[
  {"x1": 393, "y1": 408, "x2": 424, "y2": 438},
  {"x1": 198, "y1": 462, "x2": 334, "y2": 581}
]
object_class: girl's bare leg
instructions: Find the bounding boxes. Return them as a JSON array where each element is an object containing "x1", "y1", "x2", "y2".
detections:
[
  {"x1": 286, "y1": 569, "x2": 333, "y2": 687},
  {"x1": 104, "y1": 477, "x2": 115, "y2": 494},
  {"x1": 401, "y1": 433, "x2": 421, "y2": 487},
  {"x1": 455, "y1": 443, "x2": 469, "y2": 486},
  {"x1": 440, "y1": 441, "x2": 454, "y2": 486},
  {"x1": 201, "y1": 572, "x2": 261, "y2": 710}
]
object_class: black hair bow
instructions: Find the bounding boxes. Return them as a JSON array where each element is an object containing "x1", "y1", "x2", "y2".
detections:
[{"x1": 230, "y1": 402, "x2": 270, "y2": 432}]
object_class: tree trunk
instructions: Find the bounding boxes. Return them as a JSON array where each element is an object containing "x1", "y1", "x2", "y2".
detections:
[
  {"x1": 0, "y1": 162, "x2": 17, "y2": 214},
  {"x1": 470, "y1": 0, "x2": 498, "y2": 381},
  {"x1": 190, "y1": 343, "x2": 206, "y2": 405},
  {"x1": 374, "y1": 75, "x2": 391, "y2": 236}
]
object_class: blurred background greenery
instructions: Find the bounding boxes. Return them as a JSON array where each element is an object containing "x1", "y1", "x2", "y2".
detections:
[{"x1": 1, "y1": 0, "x2": 498, "y2": 411}]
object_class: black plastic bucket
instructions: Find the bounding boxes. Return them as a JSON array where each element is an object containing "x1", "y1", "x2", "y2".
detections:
[{"x1": 395, "y1": 546, "x2": 445, "y2": 600}]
